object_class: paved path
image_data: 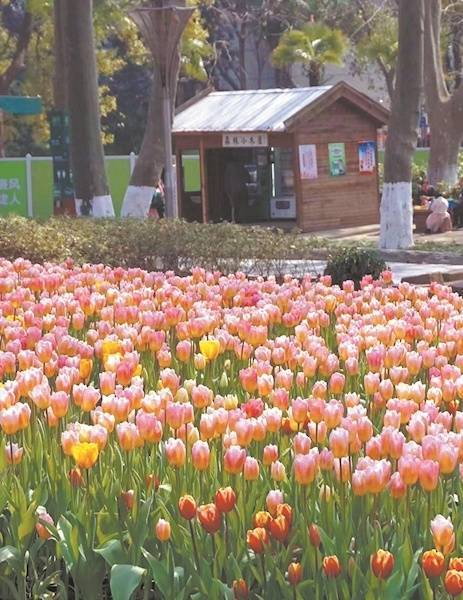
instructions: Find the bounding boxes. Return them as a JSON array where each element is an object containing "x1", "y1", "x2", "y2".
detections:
[
  {"x1": 311, "y1": 223, "x2": 463, "y2": 246},
  {"x1": 251, "y1": 260, "x2": 463, "y2": 283}
]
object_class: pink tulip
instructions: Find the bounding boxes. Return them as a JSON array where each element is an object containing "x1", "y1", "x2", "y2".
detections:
[
  {"x1": 165, "y1": 438, "x2": 186, "y2": 468},
  {"x1": 223, "y1": 445, "x2": 246, "y2": 475},
  {"x1": 293, "y1": 450, "x2": 319, "y2": 485},
  {"x1": 243, "y1": 456, "x2": 260, "y2": 481},
  {"x1": 266, "y1": 490, "x2": 284, "y2": 515},
  {"x1": 329, "y1": 428, "x2": 349, "y2": 458},
  {"x1": 191, "y1": 440, "x2": 210, "y2": 471}
]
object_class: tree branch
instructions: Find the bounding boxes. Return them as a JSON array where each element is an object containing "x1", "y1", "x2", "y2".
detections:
[
  {"x1": 0, "y1": 11, "x2": 33, "y2": 94},
  {"x1": 424, "y1": 0, "x2": 449, "y2": 109}
]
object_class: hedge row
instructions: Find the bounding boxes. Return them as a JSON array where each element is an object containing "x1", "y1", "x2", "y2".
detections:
[{"x1": 0, "y1": 217, "x2": 333, "y2": 275}]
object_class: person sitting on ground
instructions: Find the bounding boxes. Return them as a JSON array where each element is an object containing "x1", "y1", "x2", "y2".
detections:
[{"x1": 425, "y1": 190, "x2": 452, "y2": 234}]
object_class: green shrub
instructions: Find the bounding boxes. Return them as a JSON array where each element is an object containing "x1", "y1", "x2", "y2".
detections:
[
  {"x1": 324, "y1": 247, "x2": 387, "y2": 288},
  {"x1": 0, "y1": 216, "x2": 382, "y2": 277}
]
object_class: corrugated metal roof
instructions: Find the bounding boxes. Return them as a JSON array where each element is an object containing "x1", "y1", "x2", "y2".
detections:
[{"x1": 173, "y1": 86, "x2": 332, "y2": 133}]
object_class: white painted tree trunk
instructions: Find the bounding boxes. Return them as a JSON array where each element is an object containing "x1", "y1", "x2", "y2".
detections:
[
  {"x1": 92, "y1": 195, "x2": 115, "y2": 218},
  {"x1": 120, "y1": 185, "x2": 155, "y2": 218},
  {"x1": 379, "y1": 182, "x2": 414, "y2": 249}
]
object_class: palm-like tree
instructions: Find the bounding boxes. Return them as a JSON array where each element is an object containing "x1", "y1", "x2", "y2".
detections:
[{"x1": 272, "y1": 22, "x2": 348, "y2": 86}]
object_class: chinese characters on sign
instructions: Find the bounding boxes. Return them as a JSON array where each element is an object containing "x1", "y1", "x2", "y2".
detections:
[
  {"x1": 328, "y1": 143, "x2": 346, "y2": 177},
  {"x1": 222, "y1": 133, "x2": 269, "y2": 148},
  {"x1": 0, "y1": 161, "x2": 27, "y2": 216},
  {"x1": 0, "y1": 178, "x2": 21, "y2": 206},
  {"x1": 298, "y1": 144, "x2": 318, "y2": 180},
  {"x1": 358, "y1": 141, "x2": 377, "y2": 174}
]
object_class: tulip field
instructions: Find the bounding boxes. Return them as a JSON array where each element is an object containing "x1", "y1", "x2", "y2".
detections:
[{"x1": 2, "y1": 259, "x2": 463, "y2": 599}]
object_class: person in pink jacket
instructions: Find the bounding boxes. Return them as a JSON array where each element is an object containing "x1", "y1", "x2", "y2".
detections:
[{"x1": 426, "y1": 191, "x2": 452, "y2": 234}]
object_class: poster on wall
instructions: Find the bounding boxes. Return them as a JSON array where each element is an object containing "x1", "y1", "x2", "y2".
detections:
[
  {"x1": 298, "y1": 144, "x2": 318, "y2": 179},
  {"x1": 328, "y1": 143, "x2": 346, "y2": 176},
  {"x1": 358, "y1": 141, "x2": 377, "y2": 174}
]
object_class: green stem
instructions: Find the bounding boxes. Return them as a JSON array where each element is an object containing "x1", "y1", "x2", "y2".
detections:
[
  {"x1": 189, "y1": 520, "x2": 201, "y2": 574},
  {"x1": 260, "y1": 554, "x2": 266, "y2": 591}
]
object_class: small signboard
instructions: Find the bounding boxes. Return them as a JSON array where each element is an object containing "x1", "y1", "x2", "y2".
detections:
[
  {"x1": 222, "y1": 133, "x2": 268, "y2": 148},
  {"x1": 299, "y1": 144, "x2": 318, "y2": 180},
  {"x1": 0, "y1": 161, "x2": 28, "y2": 216},
  {"x1": 49, "y1": 109, "x2": 75, "y2": 214},
  {"x1": 328, "y1": 143, "x2": 346, "y2": 177}
]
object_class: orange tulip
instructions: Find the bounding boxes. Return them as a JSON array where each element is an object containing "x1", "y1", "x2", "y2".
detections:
[
  {"x1": 445, "y1": 570, "x2": 463, "y2": 597},
  {"x1": 371, "y1": 550, "x2": 394, "y2": 580},
  {"x1": 232, "y1": 579, "x2": 249, "y2": 599},
  {"x1": 422, "y1": 550, "x2": 445, "y2": 578},
  {"x1": 254, "y1": 511, "x2": 271, "y2": 529},
  {"x1": 276, "y1": 503, "x2": 293, "y2": 526},
  {"x1": 449, "y1": 558, "x2": 463, "y2": 572},
  {"x1": 246, "y1": 527, "x2": 269, "y2": 554},
  {"x1": 288, "y1": 562, "x2": 302, "y2": 586},
  {"x1": 269, "y1": 515, "x2": 290, "y2": 543},
  {"x1": 323, "y1": 555, "x2": 341, "y2": 578},
  {"x1": 215, "y1": 487, "x2": 236, "y2": 514},
  {"x1": 179, "y1": 495, "x2": 197, "y2": 520},
  {"x1": 197, "y1": 503, "x2": 222, "y2": 534}
]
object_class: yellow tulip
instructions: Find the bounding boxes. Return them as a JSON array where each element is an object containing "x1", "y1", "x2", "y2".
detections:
[
  {"x1": 79, "y1": 358, "x2": 93, "y2": 381},
  {"x1": 71, "y1": 442, "x2": 99, "y2": 469},
  {"x1": 199, "y1": 339, "x2": 220, "y2": 361}
]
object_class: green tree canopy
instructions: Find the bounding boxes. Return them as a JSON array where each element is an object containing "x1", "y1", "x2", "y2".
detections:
[{"x1": 272, "y1": 22, "x2": 348, "y2": 86}]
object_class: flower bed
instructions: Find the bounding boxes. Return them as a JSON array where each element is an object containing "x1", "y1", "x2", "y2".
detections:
[{"x1": 0, "y1": 259, "x2": 463, "y2": 599}]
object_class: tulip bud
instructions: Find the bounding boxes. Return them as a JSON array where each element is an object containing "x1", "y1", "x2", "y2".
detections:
[
  {"x1": 232, "y1": 579, "x2": 249, "y2": 600},
  {"x1": 308, "y1": 523, "x2": 321, "y2": 548},
  {"x1": 371, "y1": 550, "x2": 394, "y2": 580},
  {"x1": 121, "y1": 490, "x2": 135, "y2": 511},
  {"x1": 219, "y1": 372, "x2": 229, "y2": 391},
  {"x1": 155, "y1": 518, "x2": 171, "y2": 542},
  {"x1": 323, "y1": 555, "x2": 341, "y2": 578},
  {"x1": 215, "y1": 487, "x2": 236, "y2": 514},
  {"x1": 145, "y1": 473, "x2": 160, "y2": 492},
  {"x1": 36, "y1": 509, "x2": 54, "y2": 540},
  {"x1": 179, "y1": 495, "x2": 197, "y2": 520},
  {"x1": 69, "y1": 467, "x2": 84, "y2": 488},
  {"x1": 288, "y1": 562, "x2": 302, "y2": 586}
]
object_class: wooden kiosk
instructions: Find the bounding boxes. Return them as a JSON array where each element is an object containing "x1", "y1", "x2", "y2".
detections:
[{"x1": 172, "y1": 82, "x2": 389, "y2": 233}]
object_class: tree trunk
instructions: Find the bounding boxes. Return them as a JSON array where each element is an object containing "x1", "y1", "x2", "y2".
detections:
[
  {"x1": 121, "y1": 0, "x2": 190, "y2": 219},
  {"x1": 121, "y1": 69, "x2": 164, "y2": 217},
  {"x1": 53, "y1": 0, "x2": 68, "y2": 110},
  {"x1": 428, "y1": 112, "x2": 461, "y2": 186},
  {"x1": 424, "y1": 0, "x2": 463, "y2": 188},
  {"x1": 379, "y1": 0, "x2": 424, "y2": 250},
  {"x1": 63, "y1": 0, "x2": 115, "y2": 217}
]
